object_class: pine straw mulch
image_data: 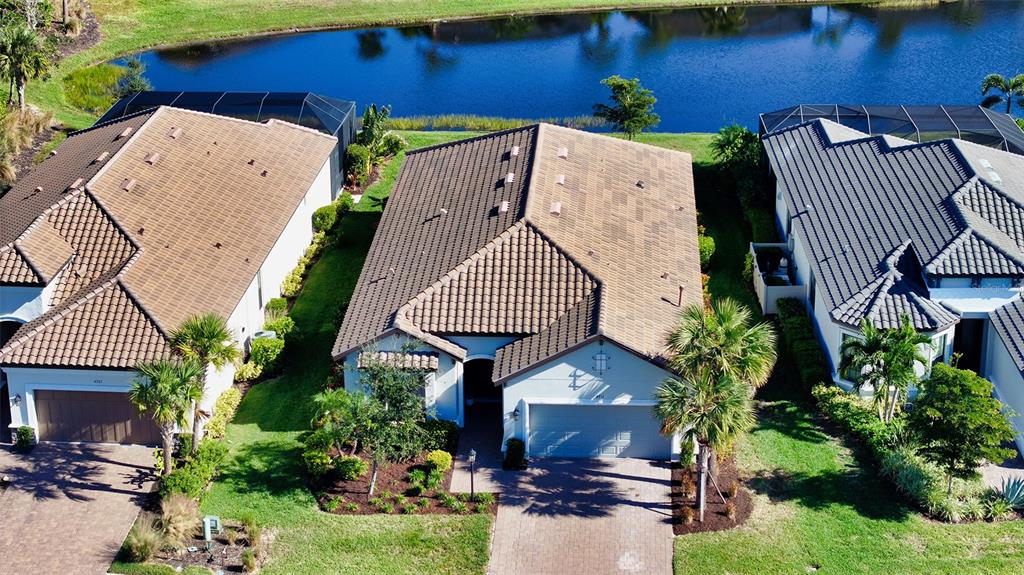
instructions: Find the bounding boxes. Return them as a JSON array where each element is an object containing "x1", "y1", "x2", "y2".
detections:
[{"x1": 672, "y1": 456, "x2": 753, "y2": 535}]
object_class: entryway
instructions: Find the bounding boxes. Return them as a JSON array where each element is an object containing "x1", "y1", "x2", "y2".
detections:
[
  {"x1": 953, "y1": 318, "x2": 985, "y2": 373},
  {"x1": 451, "y1": 358, "x2": 505, "y2": 493},
  {"x1": 1, "y1": 379, "x2": 11, "y2": 444}
]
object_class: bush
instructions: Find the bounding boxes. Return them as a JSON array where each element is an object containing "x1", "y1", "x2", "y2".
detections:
[
  {"x1": 1000, "y1": 477, "x2": 1024, "y2": 509},
  {"x1": 123, "y1": 514, "x2": 164, "y2": 562},
  {"x1": 312, "y1": 204, "x2": 337, "y2": 232},
  {"x1": 263, "y1": 315, "x2": 296, "y2": 338},
  {"x1": 474, "y1": 492, "x2": 496, "y2": 506},
  {"x1": 160, "y1": 492, "x2": 201, "y2": 547},
  {"x1": 420, "y1": 418, "x2": 459, "y2": 453},
  {"x1": 336, "y1": 191, "x2": 355, "y2": 217},
  {"x1": 266, "y1": 297, "x2": 288, "y2": 315},
  {"x1": 159, "y1": 440, "x2": 229, "y2": 499},
  {"x1": 249, "y1": 337, "x2": 285, "y2": 371},
  {"x1": 281, "y1": 265, "x2": 304, "y2": 297},
  {"x1": 345, "y1": 144, "x2": 371, "y2": 186},
  {"x1": 241, "y1": 549, "x2": 257, "y2": 573},
  {"x1": 64, "y1": 16, "x2": 83, "y2": 36},
  {"x1": 776, "y1": 299, "x2": 831, "y2": 393},
  {"x1": 504, "y1": 438, "x2": 526, "y2": 470},
  {"x1": 204, "y1": 388, "x2": 242, "y2": 439},
  {"x1": 233, "y1": 361, "x2": 262, "y2": 383},
  {"x1": 698, "y1": 235, "x2": 716, "y2": 268},
  {"x1": 14, "y1": 425, "x2": 35, "y2": 452},
  {"x1": 426, "y1": 449, "x2": 453, "y2": 472},
  {"x1": 742, "y1": 251, "x2": 755, "y2": 285},
  {"x1": 334, "y1": 455, "x2": 369, "y2": 481},
  {"x1": 303, "y1": 448, "x2": 333, "y2": 478}
]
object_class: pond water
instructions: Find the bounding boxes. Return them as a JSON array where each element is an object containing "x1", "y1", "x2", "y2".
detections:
[{"x1": 123, "y1": 2, "x2": 1024, "y2": 132}]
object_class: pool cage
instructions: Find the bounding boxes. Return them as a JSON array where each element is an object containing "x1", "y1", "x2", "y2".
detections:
[{"x1": 760, "y1": 104, "x2": 1024, "y2": 155}]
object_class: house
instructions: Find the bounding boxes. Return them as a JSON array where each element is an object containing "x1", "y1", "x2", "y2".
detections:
[
  {"x1": 759, "y1": 116, "x2": 1024, "y2": 453},
  {"x1": 332, "y1": 124, "x2": 700, "y2": 460},
  {"x1": 0, "y1": 106, "x2": 337, "y2": 444}
]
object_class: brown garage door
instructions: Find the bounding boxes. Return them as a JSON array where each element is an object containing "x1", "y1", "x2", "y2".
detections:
[{"x1": 34, "y1": 390, "x2": 161, "y2": 444}]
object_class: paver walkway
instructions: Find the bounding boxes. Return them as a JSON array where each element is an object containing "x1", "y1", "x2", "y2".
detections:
[
  {"x1": 0, "y1": 442, "x2": 155, "y2": 575},
  {"x1": 487, "y1": 458, "x2": 673, "y2": 575}
]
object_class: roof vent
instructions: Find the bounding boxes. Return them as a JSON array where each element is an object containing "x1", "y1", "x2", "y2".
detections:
[
  {"x1": 138, "y1": 227, "x2": 145, "y2": 235},
  {"x1": 498, "y1": 200, "x2": 510, "y2": 213},
  {"x1": 555, "y1": 174, "x2": 565, "y2": 186},
  {"x1": 505, "y1": 172, "x2": 515, "y2": 185},
  {"x1": 121, "y1": 178, "x2": 137, "y2": 192},
  {"x1": 511, "y1": 145, "x2": 520, "y2": 157},
  {"x1": 144, "y1": 152, "x2": 161, "y2": 165},
  {"x1": 248, "y1": 159, "x2": 256, "y2": 166},
  {"x1": 168, "y1": 127, "x2": 182, "y2": 139},
  {"x1": 260, "y1": 170, "x2": 268, "y2": 177},
  {"x1": 636, "y1": 180, "x2": 645, "y2": 189},
  {"x1": 661, "y1": 272, "x2": 669, "y2": 280},
  {"x1": 117, "y1": 126, "x2": 133, "y2": 140},
  {"x1": 68, "y1": 178, "x2": 84, "y2": 190},
  {"x1": 49, "y1": 149, "x2": 57, "y2": 157},
  {"x1": 32, "y1": 186, "x2": 43, "y2": 194},
  {"x1": 988, "y1": 170, "x2": 1002, "y2": 184},
  {"x1": 439, "y1": 207, "x2": 449, "y2": 216},
  {"x1": 980, "y1": 159, "x2": 993, "y2": 169},
  {"x1": 93, "y1": 151, "x2": 109, "y2": 164},
  {"x1": 557, "y1": 146, "x2": 569, "y2": 159},
  {"x1": 214, "y1": 242, "x2": 223, "y2": 249},
  {"x1": 550, "y1": 201, "x2": 562, "y2": 216}
]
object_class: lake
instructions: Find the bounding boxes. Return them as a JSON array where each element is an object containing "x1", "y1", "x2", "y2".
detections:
[{"x1": 123, "y1": 2, "x2": 1024, "y2": 132}]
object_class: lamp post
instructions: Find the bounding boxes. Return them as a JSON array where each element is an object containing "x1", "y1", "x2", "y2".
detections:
[{"x1": 468, "y1": 448, "x2": 477, "y2": 502}]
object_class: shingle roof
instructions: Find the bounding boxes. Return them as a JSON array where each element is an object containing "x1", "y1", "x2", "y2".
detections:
[
  {"x1": 764, "y1": 119, "x2": 1024, "y2": 330},
  {"x1": 0, "y1": 106, "x2": 336, "y2": 368},
  {"x1": 334, "y1": 124, "x2": 698, "y2": 381}
]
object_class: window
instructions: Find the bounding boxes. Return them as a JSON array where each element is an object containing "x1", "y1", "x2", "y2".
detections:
[
  {"x1": 932, "y1": 333, "x2": 947, "y2": 360},
  {"x1": 840, "y1": 333, "x2": 863, "y2": 381}
]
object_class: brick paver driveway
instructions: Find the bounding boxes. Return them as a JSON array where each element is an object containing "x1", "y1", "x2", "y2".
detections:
[
  {"x1": 0, "y1": 442, "x2": 155, "y2": 575},
  {"x1": 488, "y1": 458, "x2": 673, "y2": 575}
]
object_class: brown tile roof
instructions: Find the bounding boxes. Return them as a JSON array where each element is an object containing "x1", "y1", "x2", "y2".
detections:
[
  {"x1": 0, "y1": 245, "x2": 39, "y2": 285},
  {"x1": 0, "y1": 106, "x2": 336, "y2": 368},
  {"x1": 333, "y1": 124, "x2": 699, "y2": 381},
  {"x1": 357, "y1": 351, "x2": 439, "y2": 371}
]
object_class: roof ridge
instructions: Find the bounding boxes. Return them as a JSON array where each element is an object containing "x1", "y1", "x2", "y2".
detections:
[
  {"x1": 404, "y1": 124, "x2": 539, "y2": 157},
  {"x1": 67, "y1": 107, "x2": 156, "y2": 137}
]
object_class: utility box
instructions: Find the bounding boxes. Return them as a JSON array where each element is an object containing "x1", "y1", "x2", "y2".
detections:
[{"x1": 203, "y1": 516, "x2": 221, "y2": 541}]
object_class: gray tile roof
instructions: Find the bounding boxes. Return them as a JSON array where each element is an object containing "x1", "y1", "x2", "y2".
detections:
[
  {"x1": 764, "y1": 119, "x2": 1024, "y2": 330},
  {"x1": 991, "y1": 298, "x2": 1024, "y2": 373}
]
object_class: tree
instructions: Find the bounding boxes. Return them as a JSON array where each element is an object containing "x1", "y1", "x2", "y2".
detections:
[
  {"x1": 592, "y1": 75, "x2": 659, "y2": 139},
  {"x1": 311, "y1": 387, "x2": 374, "y2": 455},
  {"x1": 115, "y1": 57, "x2": 152, "y2": 98},
  {"x1": 910, "y1": 363, "x2": 1015, "y2": 494},
  {"x1": 129, "y1": 359, "x2": 203, "y2": 475},
  {"x1": 170, "y1": 313, "x2": 240, "y2": 453},
  {"x1": 355, "y1": 103, "x2": 406, "y2": 165},
  {"x1": 710, "y1": 124, "x2": 761, "y2": 171},
  {"x1": 0, "y1": 24, "x2": 53, "y2": 110},
  {"x1": 981, "y1": 73, "x2": 1024, "y2": 114},
  {"x1": 655, "y1": 370, "x2": 754, "y2": 521},
  {"x1": 840, "y1": 315, "x2": 932, "y2": 423},
  {"x1": 666, "y1": 298, "x2": 777, "y2": 390}
]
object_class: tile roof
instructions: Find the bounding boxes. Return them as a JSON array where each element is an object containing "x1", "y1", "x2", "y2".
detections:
[
  {"x1": 0, "y1": 245, "x2": 39, "y2": 285},
  {"x1": 991, "y1": 297, "x2": 1024, "y2": 373},
  {"x1": 334, "y1": 124, "x2": 698, "y2": 381},
  {"x1": 763, "y1": 119, "x2": 1024, "y2": 330},
  {"x1": 357, "y1": 351, "x2": 439, "y2": 371},
  {"x1": 0, "y1": 106, "x2": 336, "y2": 368}
]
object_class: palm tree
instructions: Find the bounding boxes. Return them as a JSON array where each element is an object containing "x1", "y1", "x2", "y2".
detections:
[
  {"x1": 130, "y1": 360, "x2": 203, "y2": 475},
  {"x1": 655, "y1": 371, "x2": 755, "y2": 521},
  {"x1": 666, "y1": 298, "x2": 777, "y2": 390},
  {"x1": 0, "y1": 25, "x2": 54, "y2": 111},
  {"x1": 981, "y1": 73, "x2": 1024, "y2": 114},
  {"x1": 839, "y1": 315, "x2": 932, "y2": 423},
  {"x1": 312, "y1": 387, "x2": 374, "y2": 455},
  {"x1": 170, "y1": 313, "x2": 240, "y2": 453}
]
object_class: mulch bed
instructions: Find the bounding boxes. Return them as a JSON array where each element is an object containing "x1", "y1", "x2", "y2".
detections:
[
  {"x1": 49, "y1": 5, "x2": 102, "y2": 60},
  {"x1": 672, "y1": 456, "x2": 753, "y2": 535},
  {"x1": 313, "y1": 453, "x2": 497, "y2": 515},
  {"x1": 149, "y1": 522, "x2": 271, "y2": 573}
]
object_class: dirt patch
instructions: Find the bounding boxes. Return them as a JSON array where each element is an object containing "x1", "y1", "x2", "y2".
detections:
[
  {"x1": 49, "y1": 5, "x2": 103, "y2": 60},
  {"x1": 148, "y1": 522, "x2": 270, "y2": 573},
  {"x1": 672, "y1": 456, "x2": 753, "y2": 535}
]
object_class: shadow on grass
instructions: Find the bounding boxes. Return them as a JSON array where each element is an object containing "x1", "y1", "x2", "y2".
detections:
[
  {"x1": 747, "y1": 466, "x2": 911, "y2": 522},
  {"x1": 216, "y1": 438, "x2": 307, "y2": 498},
  {"x1": 755, "y1": 402, "x2": 831, "y2": 445}
]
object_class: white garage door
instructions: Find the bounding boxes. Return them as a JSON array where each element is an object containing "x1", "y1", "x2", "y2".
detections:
[{"x1": 528, "y1": 404, "x2": 669, "y2": 459}]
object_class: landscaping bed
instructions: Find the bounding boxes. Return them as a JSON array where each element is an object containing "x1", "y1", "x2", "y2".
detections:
[
  {"x1": 672, "y1": 456, "x2": 752, "y2": 535},
  {"x1": 144, "y1": 521, "x2": 272, "y2": 574}
]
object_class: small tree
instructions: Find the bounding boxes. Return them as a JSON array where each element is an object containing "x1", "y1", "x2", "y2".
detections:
[
  {"x1": 115, "y1": 57, "x2": 152, "y2": 98},
  {"x1": 130, "y1": 360, "x2": 203, "y2": 475},
  {"x1": 592, "y1": 75, "x2": 660, "y2": 139},
  {"x1": 355, "y1": 103, "x2": 406, "y2": 165},
  {"x1": 981, "y1": 72, "x2": 1024, "y2": 114},
  {"x1": 311, "y1": 387, "x2": 374, "y2": 455},
  {"x1": 710, "y1": 124, "x2": 761, "y2": 171},
  {"x1": 910, "y1": 363, "x2": 1015, "y2": 494}
]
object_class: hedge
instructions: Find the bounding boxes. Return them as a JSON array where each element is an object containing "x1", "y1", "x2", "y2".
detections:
[
  {"x1": 159, "y1": 440, "x2": 229, "y2": 499},
  {"x1": 250, "y1": 337, "x2": 285, "y2": 371},
  {"x1": 776, "y1": 298, "x2": 831, "y2": 392},
  {"x1": 204, "y1": 388, "x2": 242, "y2": 440}
]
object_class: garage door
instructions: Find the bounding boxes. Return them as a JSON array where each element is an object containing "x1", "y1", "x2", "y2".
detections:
[
  {"x1": 528, "y1": 404, "x2": 669, "y2": 459},
  {"x1": 34, "y1": 390, "x2": 161, "y2": 444}
]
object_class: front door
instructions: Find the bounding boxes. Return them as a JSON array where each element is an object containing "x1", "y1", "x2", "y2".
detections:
[
  {"x1": 953, "y1": 318, "x2": 985, "y2": 373},
  {"x1": 0, "y1": 380, "x2": 10, "y2": 444}
]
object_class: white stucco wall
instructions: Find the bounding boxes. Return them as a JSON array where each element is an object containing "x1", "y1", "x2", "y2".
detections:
[
  {"x1": 3, "y1": 367, "x2": 136, "y2": 430},
  {"x1": 984, "y1": 323, "x2": 1024, "y2": 454}
]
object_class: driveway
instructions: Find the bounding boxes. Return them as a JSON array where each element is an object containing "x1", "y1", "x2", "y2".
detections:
[
  {"x1": 487, "y1": 458, "x2": 673, "y2": 575},
  {"x1": 0, "y1": 442, "x2": 156, "y2": 575}
]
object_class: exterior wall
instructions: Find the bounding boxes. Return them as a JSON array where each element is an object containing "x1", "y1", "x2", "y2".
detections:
[
  {"x1": 3, "y1": 367, "x2": 136, "y2": 432},
  {"x1": 501, "y1": 339, "x2": 679, "y2": 458},
  {"x1": 984, "y1": 322, "x2": 1024, "y2": 454},
  {"x1": 445, "y1": 335, "x2": 518, "y2": 359}
]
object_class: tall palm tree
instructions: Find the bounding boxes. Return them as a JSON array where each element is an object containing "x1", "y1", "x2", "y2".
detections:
[
  {"x1": 655, "y1": 371, "x2": 755, "y2": 521},
  {"x1": 666, "y1": 298, "x2": 777, "y2": 390},
  {"x1": 130, "y1": 360, "x2": 203, "y2": 475},
  {"x1": 981, "y1": 73, "x2": 1024, "y2": 114},
  {"x1": 170, "y1": 313, "x2": 240, "y2": 453},
  {"x1": 0, "y1": 25, "x2": 53, "y2": 111},
  {"x1": 839, "y1": 315, "x2": 932, "y2": 423}
]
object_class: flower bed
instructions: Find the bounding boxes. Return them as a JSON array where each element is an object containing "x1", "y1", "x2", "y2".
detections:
[{"x1": 672, "y1": 456, "x2": 752, "y2": 535}]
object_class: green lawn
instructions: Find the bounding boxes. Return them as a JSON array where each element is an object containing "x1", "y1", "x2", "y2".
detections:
[{"x1": 673, "y1": 402, "x2": 1024, "y2": 574}]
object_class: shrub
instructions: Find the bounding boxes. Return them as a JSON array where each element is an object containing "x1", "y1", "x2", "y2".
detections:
[
  {"x1": 14, "y1": 425, "x2": 35, "y2": 452},
  {"x1": 475, "y1": 502, "x2": 489, "y2": 514},
  {"x1": 233, "y1": 361, "x2": 262, "y2": 383},
  {"x1": 312, "y1": 203, "x2": 337, "y2": 232},
  {"x1": 438, "y1": 493, "x2": 457, "y2": 508},
  {"x1": 417, "y1": 497, "x2": 431, "y2": 508},
  {"x1": 123, "y1": 514, "x2": 164, "y2": 562},
  {"x1": 425, "y1": 468, "x2": 443, "y2": 490},
  {"x1": 345, "y1": 144, "x2": 371, "y2": 186},
  {"x1": 64, "y1": 16, "x2": 83, "y2": 36},
  {"x1": 698, "y1": 235, "x2": 716, "y2": 268},
  {"x1": 474, "y1": 492, "x2": 496, "y2": 506},
  {"x1": 249, "y1": 337, "x2": 285, "y2": 371},
  {"x1": 263, "y1": 315, "x2": 296, "y2": 338},
  {"x1": 333, "y1": 299, "x2": 350, "y2": 328},
  {"x1": 393, "y1": 493, "x2": 407, "y2": 507},
  {"x1": 323, "y1": 497, "x2": 342, "y2": 512},
  {"x1": 420, "y1": 418, "x2": 459, "y2": 453},
  {"x1": 159, "y1": 440, "x2": 229, "y2": 499},
  {"x1": 161, "y1": 492, "x2": 201, "y2": 547},
  {"x1": 266, "y1": 297, "x2": 288, "y2": 315},
  {"x1": 1000, "y1": 477, "x2": 1024, "y2": 509},
  {"x1": 407, "y1": 468, "x2": 427, "y2": 486},
  {"x1": 504, "y1": 438, "x2": 526, "y2": 470},
  {"x1": 336, "y1": 191, "x2": 355, "y2": 217},
  {"x1": 345, "y1": 502, "x2": 359, "y2": 512},
  {"x1": 334, "y1": 455, "x2": 369, "y2": 481},
  {"x1": 984, "y1": 493, "x2": 1014, "y2": 520},
  {"x1": 400, "y1": 503, "x2": 417, "y2": 514},
  {"x1": 303, "y1": 449, "x2": 333, "y2": 478},
  {"x1": 725, "y1": 501, "x2": 736, "y2": 520},
  {"x1": 426, "y1": 449, "x2": 453, "y2": 472},
  {"x1": 205, "y1": 388, "x2": 242, "y2": 439},
  {"x1": 776, "y1": 299, "x2": 831, "y2": 392},
  {"x1": 742, "y1": 251, "x2": 755, "y2": 285},
  {"x1": 451, "y1": 500, "x2": 468, "y2": 514},
  {"x1": 241, "y1": 548, "x2": 257, "y2": 572},
  {"x1": 281, "y1": 267, "x2": 303, "y2": 297},
  {"x1": 682, "y1": 506, "x2": 696, "y2": 525}
]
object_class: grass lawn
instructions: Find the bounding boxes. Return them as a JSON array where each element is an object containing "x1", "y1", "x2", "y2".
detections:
[{"x1": 673, "y1": 402, "x2": 1024, "y2": 574}]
